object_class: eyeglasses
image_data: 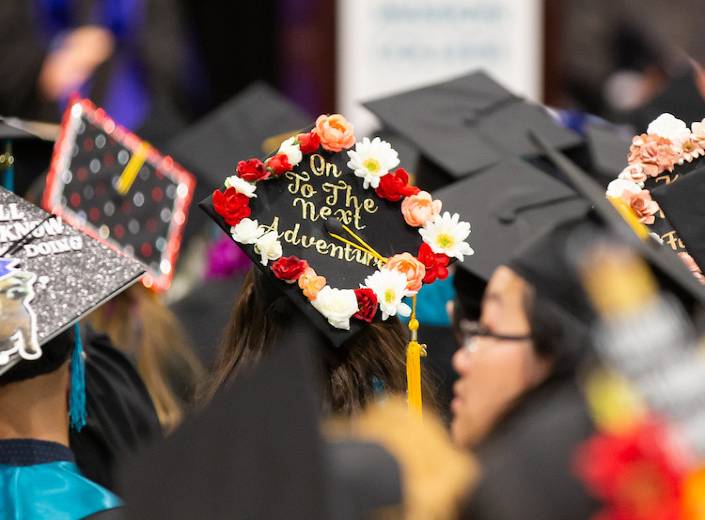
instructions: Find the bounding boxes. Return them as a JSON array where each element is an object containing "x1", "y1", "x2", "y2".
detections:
[{"x1": 458, "y1": 320, "x2": 532, "y2": 351}]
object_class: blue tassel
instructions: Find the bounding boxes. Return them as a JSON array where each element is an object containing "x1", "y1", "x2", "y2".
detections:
[{"x1": 69, "y1": 323, "x2": 86, "y2": 431}]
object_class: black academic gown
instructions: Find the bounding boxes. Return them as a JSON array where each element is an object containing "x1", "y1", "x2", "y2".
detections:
[
  {"x1": 70, "y1": 328, "x2": 162, "y2": 492},
  {"x1": 462, "y1": 375, "x2": 598, "y2": 520}
]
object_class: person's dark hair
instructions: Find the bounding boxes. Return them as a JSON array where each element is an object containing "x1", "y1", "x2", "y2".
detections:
[
  {"x1": 522, "y1": 284, "x2": 593, "y2": 378},
  {"x1": 202, "y1": 268, "x2": 437, "y2": 415},
  {"x1": 0, "y1": 328, "x2": 74, "y2": 385}
]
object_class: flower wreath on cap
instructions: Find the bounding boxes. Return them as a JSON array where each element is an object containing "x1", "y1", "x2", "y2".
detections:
[
  {"x1": 210, "y1": 114, "x2": 474, "y2": 330},
  {"x1": 605, "y1": 113, "x2": 705, "y2": 282}
]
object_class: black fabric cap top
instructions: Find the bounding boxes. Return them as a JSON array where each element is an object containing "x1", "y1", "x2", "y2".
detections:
[
  {"x1": 43, "y1": 98, "x2": 196, "y2": 291},
  {"x1": 583, "y1": 121, "x2": 633, "y2": 180},
  {"x1": 200, "y1": 115, "x2": 474, "y2": 347},
  {"x1": 433, "y1": 157, "x2": 588, "y2": 282},
  {"x1": 0, "y1": 187, "x2": 144, "y2": 376},
  {"x1": 363, "y1": 70, "x2": 582, "y2": 180}
]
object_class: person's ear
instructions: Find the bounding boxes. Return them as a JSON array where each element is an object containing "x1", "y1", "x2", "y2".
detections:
[{"x1": 446, "y1": 300, "x2": 455, "y2": 322}]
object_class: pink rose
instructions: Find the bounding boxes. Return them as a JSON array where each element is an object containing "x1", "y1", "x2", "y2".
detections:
[
  {"x1": 401, "y1": 191, "x2": 442, "y2": 227},
  {"x1": 618, "y1": 163, "x2": 648, "y2": 185},
  {"x1": 314, "y1": 114, "x2": 355, "y2": 152},
  {"x1": 623, "y1": 189, "x2": 660, "y2": 225},
  {"x1": 385, "y1": 253, "x2": 426, "y2": 294},
  {"x1": 628, "y1": 134, "x2": 679, "y2": 177}
]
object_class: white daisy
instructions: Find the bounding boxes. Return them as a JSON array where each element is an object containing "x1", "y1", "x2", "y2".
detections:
[
  {"x1": 647, "y1": 113, "x2": 690, "y2": 146},
  {"x1": 310, "y1": 286, "x2": 359, "y2": 330},
  {"x1": 278, "y1": 136, "x2": 303, "y2": 167},
  {"x1": 346, "y1": 137, "x2": 400, "y2": 189},
  {"x1": 363, "y1": 269, "x2": 412, "y2": 320},
  {"x1": 230, "y1": 218, "x2": 264, "y2": 244},
  {"x1": 254, "y1": 230, "x2": 282, "y2": 266},
  {"x1": 224, "y1": 175, "x2": 257, "y2": 198},
  {"x1": 419, "y1": 212, "x2": 474, "y2": 261}
]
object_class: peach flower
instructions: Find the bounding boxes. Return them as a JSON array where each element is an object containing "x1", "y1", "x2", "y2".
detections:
[
  {"x1": 623, "y1": 189, "x2": 660, "y2": 225},
  {"x1": 401, "y1": 191, "x2": 442, "y2": 227},
  {"x1": 385, "y1": 253, "x2": 427, "y2": 294},
  {"x1": 618, "y1": 163, "x2": 648, "y2": 186},
  {"x1": 628, "y1": 134, "x2": 679, "y2": 177},
  {"x1": 678, "y1": 252, "x2": 705, "y2": 284},
  {"x1": 314, "y1": 114, "x2": 355, "y2": 152},
  {"x1": 680, "y1": 138, "x2": 704, "y2": 163},
  {"x1": 298, "y1": 267, "x2": 327, "y2": 300}
]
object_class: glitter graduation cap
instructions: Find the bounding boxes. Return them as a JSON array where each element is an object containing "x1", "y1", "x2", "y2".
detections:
[
  {"x1": 200, "y1": 114, "x2": 474, "y2": 414},
  {"x1": 43, "y1": 98, "x2": 196, "y2": 291},
  {"x1": 0, "y1": 186, "x2": 144, "y2": 375}
]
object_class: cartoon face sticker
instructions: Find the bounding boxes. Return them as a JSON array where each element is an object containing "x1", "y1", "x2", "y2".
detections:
[{"x1": 0, "y1": 258, "x2": 40, "y2": 371}]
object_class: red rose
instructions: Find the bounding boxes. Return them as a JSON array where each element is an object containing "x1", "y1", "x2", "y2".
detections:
[
  {"x1": 375, "y1": 168, "x2": 421, "y2": 202},
  {"x1": 236, "y1": 158, "x2": 269, "y2": 182},
  {"x1": 418, "y1": 243, "x2": 449, "y2": 284},
  {"x1": 353, "y1": 288, "x2": 378, "y2": 323},
  {"x1": 212, "y1": 187, "x2": 251, "y2": 226},
  {"x1": 266, "y1": 153, "x2": 292, "y2": 176},
  {"x1": 297, "y1": 131, "x2": 321, "y2": 154},
  {"x1": 271, "y1": 256, "x2": 309, "y2": 283}
]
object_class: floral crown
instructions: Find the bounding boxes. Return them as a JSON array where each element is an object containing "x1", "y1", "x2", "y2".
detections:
[
  {"x1": 606, "y1": 113, "x2": 705, "y2": 282},
  {"x1": 209, "y1": 114, "x2": 474, "y2": 331}
]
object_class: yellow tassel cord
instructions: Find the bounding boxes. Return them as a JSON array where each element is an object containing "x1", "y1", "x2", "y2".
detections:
[
  {"x1": 327, "y1": 225, "x2": 427, "y2": 414},
  {"x1": 116, "y1": 142, "x2": 151, "y2": 195}
]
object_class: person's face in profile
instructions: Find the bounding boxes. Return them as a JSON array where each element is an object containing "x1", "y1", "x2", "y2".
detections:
[{"x1": 450, "y1": 266, "x2": 551, "y2": 448}]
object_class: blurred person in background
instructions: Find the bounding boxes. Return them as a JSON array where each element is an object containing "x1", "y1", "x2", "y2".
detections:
[
  {"x1": 88, "y1": 284, "x2": 205, "y2": 433},
  {"x1": 0, "y1": 0, "x2": 193, "y2": 144}
]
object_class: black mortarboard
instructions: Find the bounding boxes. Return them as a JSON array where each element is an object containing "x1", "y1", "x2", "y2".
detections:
[
  {"x1": 650, "y1": 164, "x2": 705, "y2": 270},
  {"x1": 117, "y1": 320, "x2": 342, "y2": 519},
  {"x1": 0, "y1": 186, "x2": 144, "y2": 376},
  {"x1": 43, "y1": 98, "x2": 196, "y2": 291},
  {"x1": 583, "y1": 121, "x2": 633, "y2": 182},
  {"x1": 508, "y1": 132, "x2": 705, "y2": 323},
  {"x1": 0, "y1": 117, "x2": 58, "y2": 141},
  {"x1": 200, "y1": 116, "x2": 474, "y2": 348},
  {"x1": 363, "y1": 70, "x2": 582, "y2": 188},
  {"x1": 433, "y1": 158, "x2": 588, "y2": 283},
  {"x1": 167, "y1": 82, "x2": 311, "y2": 196}
]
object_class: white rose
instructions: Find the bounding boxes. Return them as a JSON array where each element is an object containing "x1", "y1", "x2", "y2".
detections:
[
  {"x1": 278, "y1": 137, "x2": 303, "y2": 167},
  {"x1": 647, "y1": 113, "x2": 690, "y2": 145},
  {"x1": 254, "y1": 230, "x2": 282, "y2": 266},
  {"x1": 231, "y1": 218, "x2": 263, "y2": 244},
  {"x1": 311, "y1": 286, "x2": 358, "y2": 330},
  {"x1": 224, "y1": 175, "x2": 257, "y2": 198},
  {"x1": 606, "y1": 178, "x2": 641, "y2": 199}
]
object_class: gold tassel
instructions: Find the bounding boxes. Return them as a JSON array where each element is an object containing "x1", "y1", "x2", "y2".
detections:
[{"x1": 406, "y1": 296, "x2": 426, "y2": 417}]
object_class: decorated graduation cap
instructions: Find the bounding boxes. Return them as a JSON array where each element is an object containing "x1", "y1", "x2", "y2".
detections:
[
  {"x1": 511, "y1": 131, "x2": 705, "y2": 325},
  {"x1": 43, "y1": 98, "x2": 196, "y2": 291},
  {"x1": 603, "y1": 113, "x2": 705, "y2": 280},
  {"x1": 200, "y1": 113, "x2": 473, "y2": 414},
  {"x1": 363, "y1": 70, "x2": 582, "y2": 190},
  {"x1": 0, "y1": 186, "x2": 143, "y2": 429}
]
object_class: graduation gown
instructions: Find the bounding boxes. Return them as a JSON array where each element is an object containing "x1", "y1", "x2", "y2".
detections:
[
  {"x1": 463, "y1": 375, "x2": 598, "y2": 520},
  {"x1": 0, "y1": 439, "x2": 121, "y2": 519}
]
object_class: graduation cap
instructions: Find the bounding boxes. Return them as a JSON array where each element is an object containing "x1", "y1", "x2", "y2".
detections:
[
  {"x1": 0, "y1": 116, "x2": 58, "y2": 194},
  {"x1": 363, "y1": 70, "x2": 582, "y2": 189},
  {"x1": 167, "y1": 82, "x2": 311, "y2": 200},
  {"x1": 42, "y1": 98, "x2": 196, "y2": 291},
  {"x1": 583, "y1": 121, "x2": 633, "y2": 182},
  {"x1": 506, "y1": 131, "x2": 705, "y2": 326},
  {"x1": 0, "y1": 186, "x2": 144, "y2": 376},
  {"x1": 200, "y1": 114, "x2": 474, "y2": 413},
  {"x1": 116, "y1": 317, "x2": 399, "y2": 519}
]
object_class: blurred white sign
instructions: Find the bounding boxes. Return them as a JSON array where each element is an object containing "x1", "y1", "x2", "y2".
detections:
[{"x1": 337, "y1": 0, "x2": 543, "y2": 135}]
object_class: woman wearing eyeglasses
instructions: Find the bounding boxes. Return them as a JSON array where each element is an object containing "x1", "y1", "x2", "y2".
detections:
[{"x1": 450, "y1": 219, "x2": 599, "y2": 519}]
